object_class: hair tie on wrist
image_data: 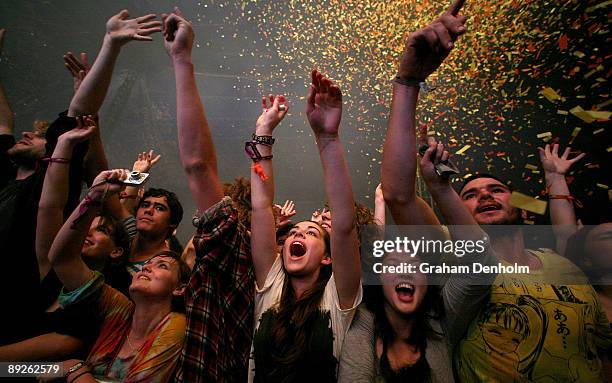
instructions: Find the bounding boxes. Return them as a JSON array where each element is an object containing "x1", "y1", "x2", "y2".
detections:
[
  {"x1": 42, "y1": 157, "x2": 71, "y2": 164},
  {"x1": 548, "y1": 194, "x2": 583, "y2": 208}
]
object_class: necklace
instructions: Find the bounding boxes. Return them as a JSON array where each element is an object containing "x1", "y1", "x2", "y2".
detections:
[{"x1": 124, "y1": 332, "x2": 145, "y2": 352}]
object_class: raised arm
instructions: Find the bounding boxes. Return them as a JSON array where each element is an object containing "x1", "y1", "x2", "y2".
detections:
[
  {"x1": 381, "y1": 2, "x2": 466, "y2": 226},
  {"x1": 421, "y1": 135, "x2": 498, "y2": 347},
  {"x1": 307, "y1": 70, "x2": 360, "y2": 309},
  {"x1": 163, "y1": 8, "x2": 223, "y2": 211},
  {"x1": 68, "y1": 10, "x2": 161, "y2": 116},
  {"x1": 36, "y1": 116, "x2": 97, "y2": 281},
  {"x1": 64, "y1": 10, "x2": 160, "y2": 184},
  {"x1": 48, "y1": 169, "x2": 126, "y2": 291},
  {"x1": 374, "y1": 183, "x2": 386, "y2": 225},
  {"x1": 0, "y1": 29, "x2": 13, "y2": 136},
  {"x1": 250, "y1": 95, "x2": 289, "y2": 287},
  {"x1": 539, "y1": 143, "x2": 585, "y2": 254}
]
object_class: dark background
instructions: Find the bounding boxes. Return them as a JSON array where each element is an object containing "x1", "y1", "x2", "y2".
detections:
[{"x1": 0, "y1": 0, "x2": 609, "y2": 242}]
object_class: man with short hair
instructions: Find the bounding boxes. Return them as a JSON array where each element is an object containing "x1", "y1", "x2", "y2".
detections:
[
  {"x1": 0, "y1": 29, "x2": 85, "y2": 344},
  {"x1": 126, "y1": 187, "x2": 184, "y2": 273},
  {"x1": 455, "y1": 174, "x2": 612, "y2": 382}
]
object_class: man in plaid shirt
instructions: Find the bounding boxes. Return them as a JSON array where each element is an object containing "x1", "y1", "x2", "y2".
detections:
[{"x1": 163, "y1": 9, "x2": 254, "y2": 382}]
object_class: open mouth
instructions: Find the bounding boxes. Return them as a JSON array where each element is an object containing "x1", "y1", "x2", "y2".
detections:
[
  {"x1": 83, "y1": 239, "x2": 93, "y2": 246},
  {"x1": 477, "y1": 203, "x2": 501, "y2": 213},
  {"x1": 137, "y1": 275, "x2": 150, "y2": 281},
  {"x1": 289, "y1": 241, "x2": 306, "y2": 257},
  {"x1": 395, "y1": 282, "x2": 415, "y2": 301}
]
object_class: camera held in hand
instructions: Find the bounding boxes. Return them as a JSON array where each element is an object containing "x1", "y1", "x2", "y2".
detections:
[{"x1": 122, "y1": 170, "x2": 150, "y2": 186}]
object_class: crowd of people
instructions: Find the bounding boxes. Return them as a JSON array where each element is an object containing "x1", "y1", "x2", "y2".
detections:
[{"x1": 0, "y1": 2, "x2": 610, "y2": 382}]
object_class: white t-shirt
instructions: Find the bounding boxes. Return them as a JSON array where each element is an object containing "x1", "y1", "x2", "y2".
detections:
[{"x1": 248, "y1": 254, "x2": 362, "y2": 382}]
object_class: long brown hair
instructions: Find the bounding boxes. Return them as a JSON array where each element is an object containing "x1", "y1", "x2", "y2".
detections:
[{"x1": 271, "y1": 222, "x2": 332, "y2": 367}]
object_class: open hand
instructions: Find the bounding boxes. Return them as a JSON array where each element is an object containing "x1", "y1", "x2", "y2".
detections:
[
  {"x1": 58, "y1": 115, "x2": 97, "y2": 145},
  {"x1": 398, "y1": 0, "x2": 467, "y2": 80},
  {"x1": 162, "y1": 8, "x2": 194, "y2": 59},
  {"x1": 274, "y1": 200, "x2": 296, "y2": 228},
  {"x1": 538, "y1": 144, "x2": 585, "y2": 176},
  {"x1": 256, "y1": 94, "x2": 288, "y2": 134},
  {"x1": 64, "y1": 52, "x2": 90, "y2": 93},
  {"x1": 306, "y1": 70, "x2": 342, "y2": 138},
  {"x1": 105, "y1": 10, "x2": 162, "y2": 46},
  {"x1": 133, "y1": 149, "x2": 161, "y2": 173}
]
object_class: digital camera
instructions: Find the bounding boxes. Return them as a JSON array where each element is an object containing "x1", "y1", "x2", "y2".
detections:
[{"x1": 122, "y1": 170, "x2": 150, "y2": 186}]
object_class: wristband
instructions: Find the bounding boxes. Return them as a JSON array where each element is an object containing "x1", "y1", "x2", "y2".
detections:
[
  {"x1": 71, "y1": 190, "x2": 104, "y2": 229},
  {"x1": 245, "y1": 141, "x2": 273, "y2": 162},
  {"x1": 252, "y1": 133, "x2": 275, "y2": 146},
  {"x1": 393, "y1": 76, "x2": 432, "y2": 93}
]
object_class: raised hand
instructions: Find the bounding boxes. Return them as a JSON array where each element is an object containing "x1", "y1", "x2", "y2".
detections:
[
  {"x1": 306, "y1": 70, "x2": 343, "y2": 138},
  {"x1": 89, "y1": 169, "x2": 128, "y2": 201},
  {"x1": 418, "y1": 125, "x2": 453, "y2": 190},
  {"x1": 105, "y1": 10, "x2": 162, "y2": 46},
  {"x1": 162, "y1": 8, "x2": 194, "y2": 59},
  {"x1": 133, "y1": 149, "x2": 161, "y2": 173},
  {"x1": 274, "y1": 200, "x2": 296, "y2": 228},
  {"x1": 256, "y1": 95, "x2": 289, "y2": 135},
  {"x1": 64, "y1": 52, "x2": 90, "y2": 93},
  {"x1": 58, "y1": 115, "x2": 97, "y2": 145},
  {"x1": 538, "y1": 144, "x2": 585, "y2": 176},
  {"x1": 398, "y1": 0, "x2": 467, "y2": 81}
]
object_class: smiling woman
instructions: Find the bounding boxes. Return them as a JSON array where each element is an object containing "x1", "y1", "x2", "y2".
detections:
[{"x1": 47, "y1": 169, "x2": 189, "y2": 383}]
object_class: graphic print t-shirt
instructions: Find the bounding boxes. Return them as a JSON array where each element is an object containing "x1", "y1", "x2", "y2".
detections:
[
  {"x1": 248, "y1": 255, "x2": 361, "y2": 383},
  {"x1": 455, "y1": 249, "x2": 612, "y2": 382}
]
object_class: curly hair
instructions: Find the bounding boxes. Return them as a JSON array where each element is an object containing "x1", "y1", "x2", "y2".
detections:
[{"x1": 223, "y1": 176, "x2": 252, "y2": 228}]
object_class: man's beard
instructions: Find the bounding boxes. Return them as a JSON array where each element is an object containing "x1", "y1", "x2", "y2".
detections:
[
  {"x1": 7, "y1": 145, "x2": 42, "y2": 168},
  {"x1": 479, "y1": 209, "x2": 524, "y2": 239}
]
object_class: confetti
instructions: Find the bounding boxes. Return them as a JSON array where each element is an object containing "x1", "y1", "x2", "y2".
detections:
[
  {"x1": 539, "y1": 87, "x2": 563, "y2": 103},
  {"x1": 455, "y1": 145, "x2": 471, "y2": 155},
  {"x1": 510, "y1": 191, "x2": 547, "y2": 215},
  {"x1": 200, "y1": 0, "x2": 610, "y2": 215}
]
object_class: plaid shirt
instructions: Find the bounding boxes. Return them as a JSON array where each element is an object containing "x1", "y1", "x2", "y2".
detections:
[{"x1": 174, "y1": 197, "x2": 254, "y2": 383}]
